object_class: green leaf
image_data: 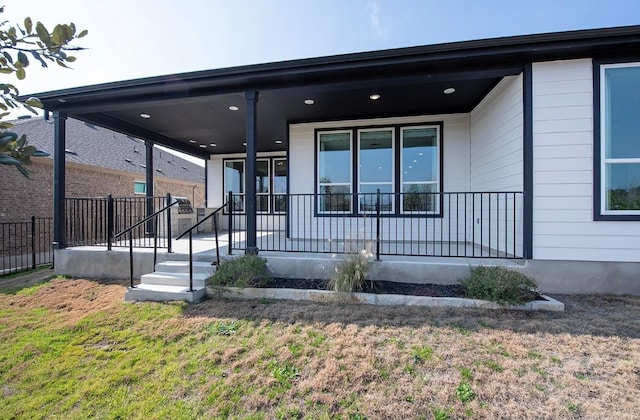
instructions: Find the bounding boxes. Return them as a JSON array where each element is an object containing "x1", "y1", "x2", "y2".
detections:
[
  {"x1": 0, "y1": 153, "x2": 21, "y2": 166},
  {"x1": 0, "y1": 68, "x2": 13, "y2": 74},
  {"x1": 35, "y1": 22, "x2": 51, "y2": 47},
  {"x1": 25, "y1": 17, "x2": 33, "y2": 34},
  {"x1": 78, "y1": 29, "x2": 88, "y2": 38},
  {"x1": 0, "y1": 131, "x2": 18, "y2": 145},
  {"x1": 25, "y1": 97, "x2": 43, "y2": 108},
  {"x1": 32, "y1": 150, "x2": 49, "y2": 157},
  {"x1": 0, "y1": 122, "x2": 14, "y2": 129},
  {"x1": 55, "y1": 60, "x2": 69, "y2": 69},
  {"x1": 17, "y1": 52, "x2": 29, "y2": 67},
  {"x1": 66, "y1": 56, "x2": 76, "y2": 63},
  {"x1": 2, "y1": 52, "x2": 13, "y2": 64},
  {"x1": 16, "y1": 67, "x2": 25, "y2": 80},
  {"x1": 16, "y1": 134, "x2": 26, "y2": 148}
]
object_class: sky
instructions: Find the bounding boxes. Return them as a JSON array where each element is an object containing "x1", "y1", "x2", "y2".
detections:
[{"x1": 5, "y1": 0, "x2": 640, "y2": 163}]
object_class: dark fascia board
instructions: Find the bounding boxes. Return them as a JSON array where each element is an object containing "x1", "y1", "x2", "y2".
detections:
[{"x1": 29, "y1": 25, "x2": 640, "y2": 109}]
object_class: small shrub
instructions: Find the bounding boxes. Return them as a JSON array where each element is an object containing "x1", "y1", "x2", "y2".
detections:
[
  {"x1": 328, "y1": 251, "x2": 371, "y2": 293},
  {"x1": 208, "y1": 255, "x2": 272, "y2": 288},
  {"x1": 456, "y1": 382, "x2": 476, "y2": 403},
  {"x1": 460, "y1": 266, "x2": 538, "y2": 305}
]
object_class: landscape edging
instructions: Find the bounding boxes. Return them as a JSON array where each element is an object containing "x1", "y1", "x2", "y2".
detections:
[{"x1": 207, "y1": 286, "x2": 565, "y2": 311}]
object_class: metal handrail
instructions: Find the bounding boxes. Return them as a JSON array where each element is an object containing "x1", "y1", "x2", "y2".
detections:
[
  {"x1": 114, "y1": 193, "x2": 177, "y2": 288},
  {"x1": 175, "y1": 202, "x2": 230, "y2": 291}
]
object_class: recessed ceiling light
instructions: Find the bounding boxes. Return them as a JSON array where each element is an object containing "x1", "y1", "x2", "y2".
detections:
[
  {"x1": 229, "y1": 105, "x2": 239, "y2": 111},
  {"x1": 199, "y1": 144, "x2": 207, "y2": 148},
  {"x1": 210, "y1": 143, "x2": 217, "y2": 147},
  {"x1": 58, "y1": 98, "x2": 67, "y2": 103},
  {"x1": 304, "y1": 99, "x2": 315, "y2": 105},
  {"x1": 369, "y1": 94, "x2": 381, "y2": 100},
  {"x1": 140, "y1": 113, "x2": 151, "y2": 119},
  {"x1": 275, "y1": 140, "x2": 283, "y2": 144},
  {"x1": 444, "y1": 87, "x2": 456, "y2": 95},
  {"x1": 189, "y1": 140, "x2": 197, "y2": 143},
  {"x1": 242, "y1": 142, "x2": 247, "y2": 146}
]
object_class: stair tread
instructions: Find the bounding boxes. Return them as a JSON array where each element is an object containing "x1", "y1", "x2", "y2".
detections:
[
  {"x1": 131, "y1": 284, "x2": 205, "y2": 293},
  {"x1": 142, "y1": 271, "x2": 209, "y2": 279}
]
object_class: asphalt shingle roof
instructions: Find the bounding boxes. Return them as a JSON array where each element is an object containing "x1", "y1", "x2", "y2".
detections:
[{"x1": 11, "y1": 117, "x2": 204, "y2": 184}]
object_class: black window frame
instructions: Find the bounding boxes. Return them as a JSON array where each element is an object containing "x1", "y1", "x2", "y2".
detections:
[
  {"x1": 314, "y1": 121, "x2": 444, "y2": 218},
  {"x1": 222, "y1": 156, "x2": 287, "y2": 215},
  {"x1": 593, "y1": 57, "x2": 640, "y2": 221}
]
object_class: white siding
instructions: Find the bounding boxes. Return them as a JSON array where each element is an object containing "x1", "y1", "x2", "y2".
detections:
[
  {"x1": 532, "y1": 58, "x2": 640, "y2": 262},
  {"x1": 469, "y1": 75, "x2": 524, "y2": 257}
]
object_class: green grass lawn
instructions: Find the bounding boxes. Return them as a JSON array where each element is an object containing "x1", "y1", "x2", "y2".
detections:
[{"x1": 1, "y1": 278, "x2": 639, "y2": 419}]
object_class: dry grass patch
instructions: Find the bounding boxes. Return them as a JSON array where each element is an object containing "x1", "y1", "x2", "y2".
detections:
[{"x1": 1, "y1": 278, "x2": 639, "y2": 418}]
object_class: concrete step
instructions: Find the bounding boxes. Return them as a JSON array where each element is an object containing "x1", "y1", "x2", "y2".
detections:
[
  {"x1": 140, "y1": 271, "x2": 208, "y2": 287},
  {"x1": 125, "y1": 284, "x2": 205, "y2": 303},
  {"x1": 155, "y1": 260, "x2": 215, "y2": 275}
]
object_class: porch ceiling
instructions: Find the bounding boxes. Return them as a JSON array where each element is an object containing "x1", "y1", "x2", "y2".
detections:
[
  {"x1": 70, "y1": 74, "x2": 504, "y2": 156},
  {"x1": 31, "y1": 25, "x2": 640, "y2": 158}
]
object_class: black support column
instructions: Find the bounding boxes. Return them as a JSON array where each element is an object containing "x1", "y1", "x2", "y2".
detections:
[
  {"x1": 52, "y1": 111, "x2": 67, "y2": 249},
  {"x1": 523, "y1": 64, "x2": 533, "y2": 259},
  {"x1": 145, "y1": 139, "x2": 155, "y2": 235},
  {"x1": 245, "y1": 91, "x2": 259, "y2": 255}
]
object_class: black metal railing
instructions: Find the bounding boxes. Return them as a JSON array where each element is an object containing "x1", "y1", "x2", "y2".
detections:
[
  {"x1": 228, "y1": 191, "x2": 524, "y2": 259},
  {"x1": 1, "y1": 217, "x2": 53, "y2": 275},
  {"x1": 114, "y1": 195, "x2": 178, "y2": 288},
  {"x1": 65, "y1": 195, "x2": 171, "y2": 249},
  {"x1": 176, "y1": 201, "x2": 229, "y2": 291}
]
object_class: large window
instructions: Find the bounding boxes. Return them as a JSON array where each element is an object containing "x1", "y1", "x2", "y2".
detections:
[
  {"x1": 401, "y1": 126, "x2": 440, "y2": 213},
  {"x1": 223, "y1": 157, "x2": 287, "y2": 214},
  {"x1": 316, "y1": 123, "x2": 442, "y2": 216},
  {"x1": 599, "y1": 63, "x2": 640, "y2": 217},
  {"x1": 358, "y1": 129, "x2": 394, "y2": 212},
  {"x1": 318, "y1": 131, "x2": 352, "y2": 212}
]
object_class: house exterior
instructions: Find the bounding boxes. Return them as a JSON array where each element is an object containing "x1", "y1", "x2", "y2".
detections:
[
  {"x1": 30, "y1": 26, "x2": 640, "y2": 294},
  {"x1": 1, "y1": 117, "x2": 205, "y2": 223}
]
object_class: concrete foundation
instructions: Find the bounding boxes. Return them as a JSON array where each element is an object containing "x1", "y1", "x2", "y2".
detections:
[{"x1": 54, "y1": 245, "x2": 640, "y2": 296}]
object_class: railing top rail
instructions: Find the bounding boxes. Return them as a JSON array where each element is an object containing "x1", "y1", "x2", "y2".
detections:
[
  {"x1": 175, "y1": 202, "x2": 229, "y2": 241},
  {"x1": 114, "y1": 201, "x2": 178, "y2": 239},
  {"x1": 65, "y1": 195, "x2": 167, "y2": 200}
]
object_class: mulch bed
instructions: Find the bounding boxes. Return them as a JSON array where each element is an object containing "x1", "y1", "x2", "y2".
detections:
[{"x1": 260, "y1": 278, "x2": 468, "y2": 298}]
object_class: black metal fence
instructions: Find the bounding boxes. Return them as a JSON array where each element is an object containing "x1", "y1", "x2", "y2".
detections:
[
  {"x1": 65, "y1": 195, "x2": 172, "y2": 249},
  {"x1": 1, "y1": 217, "x2": 53, "y2": 275},
  {"x1": 228, "y1": 191, "x2": 524, "y2": 259}
]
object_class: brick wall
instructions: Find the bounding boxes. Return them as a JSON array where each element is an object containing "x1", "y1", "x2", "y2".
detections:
[{"x1": 0, "y1": 159, "x2": 205, "y2": 223}]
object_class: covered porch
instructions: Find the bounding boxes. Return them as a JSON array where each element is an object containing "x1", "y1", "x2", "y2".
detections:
[{"x1": 33, "y1": 32, "x2": 542, "y2": 264}]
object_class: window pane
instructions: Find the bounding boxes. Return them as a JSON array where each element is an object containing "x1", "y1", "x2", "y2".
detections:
[
  {"x1": 605, "y1": 67, "x2": 640, "y2": 159},
  {"x1": 359, "y1": 130, "x2": 393, "y2": 183},
  {"x1": 359, "y1": 184, "x2": 393, "y2": 212},
  {"x1": 256, "y1": 160, "x2": 269, "y2": 193},
  {"x1": 319, "y1": 132, "x2": 351, "y2": 184},
  {"x1": 273, "y1": 195, "x2": 286, "y2": 213},
  {"x1": 232, "y1": 195, "x2": 244, "y2": 212},
  {"x1": 606, "y1": 163, "x2": 640, "y2": 210},
  {"x1": 402, "y1": 183, "x2": 438, "y2": 212},
  {"x1": 273, "y1": 158, "x2": 287, "y2": 194},
  {"x1": 257, "y1": 195, "x2": 269, "y2": 212},
  {"x1": 319, "y1": 185, "x2": 351, "y2": 212},
  {"x1": 402, "y1": 128, "x2": 438, "y2": 183},
  {"x1": 224, "y1": 161, "x2": 244, "y2": 194},
  {"x1": 134, "y1": 181, "x2": 146, "y2": 194}
]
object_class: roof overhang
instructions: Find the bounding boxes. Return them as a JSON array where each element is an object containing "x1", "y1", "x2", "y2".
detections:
[{"x1": 29, "y1": 25, "x2": 640, "y2": 157}]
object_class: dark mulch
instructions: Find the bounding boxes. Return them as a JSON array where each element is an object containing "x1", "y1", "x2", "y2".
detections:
[{"x1": 260, "y1": 277, "x2": 468, "y2": 298}]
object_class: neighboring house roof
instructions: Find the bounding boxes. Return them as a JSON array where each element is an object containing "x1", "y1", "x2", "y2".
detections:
[{"x1": 11, "y1": 116, "x2": 204, "y2": 184}]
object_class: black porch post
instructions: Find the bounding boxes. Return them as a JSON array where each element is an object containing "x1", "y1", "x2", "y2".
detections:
[
  {"x1": 523, "y1": 63, "x2": 534, "y2": 259},
  {"x1": 53, "y1": 111, "x2": 67, "y2": 249},
  {"x1": 145, "y1": 139, "x2": 155, "y2": 235},
  {"x1": 245, "y1": 91, "x2": 259, "y2": 255}
]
